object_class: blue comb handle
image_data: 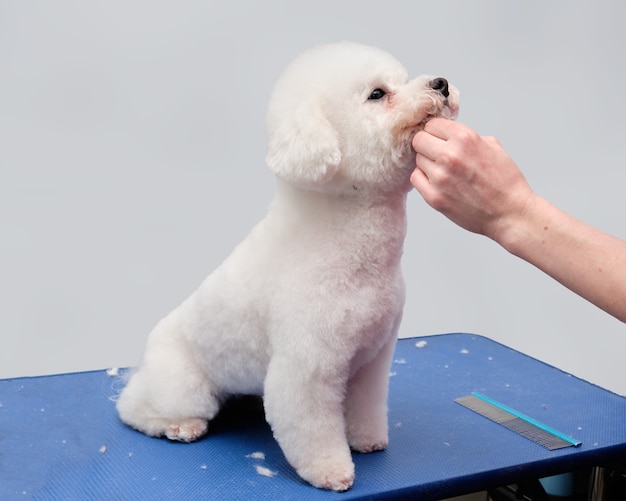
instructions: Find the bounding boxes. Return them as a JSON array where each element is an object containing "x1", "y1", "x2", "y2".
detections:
[{"x1": 471, "y1": 392, "x2": 582, "y2": 447}]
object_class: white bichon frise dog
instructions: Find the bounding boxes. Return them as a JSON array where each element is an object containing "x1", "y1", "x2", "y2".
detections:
[{"x1": 117, "y1": 41, "x2": 459, "y2": 491}]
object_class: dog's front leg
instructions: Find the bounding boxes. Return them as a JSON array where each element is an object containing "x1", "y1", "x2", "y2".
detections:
[
  {"x1": 263, "y1": 352, "x2": 354, "y2": 491},
  {"x1": 344, "y1": 334, "x2": 396, "y2": 453}
]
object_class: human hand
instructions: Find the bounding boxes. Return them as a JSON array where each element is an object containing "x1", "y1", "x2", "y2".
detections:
[{"x1": 411, "y1": 119, "x2": 534, "y2": 243}]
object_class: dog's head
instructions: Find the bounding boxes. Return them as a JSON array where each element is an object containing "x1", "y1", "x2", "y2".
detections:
[{"x1": 266, "y1": 42, "x2": 459, "y2": 195}]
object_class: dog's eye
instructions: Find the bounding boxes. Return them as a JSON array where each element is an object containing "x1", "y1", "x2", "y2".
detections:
[{"x1": 367, "y1": 88, "x2": 386, "y2": 100}]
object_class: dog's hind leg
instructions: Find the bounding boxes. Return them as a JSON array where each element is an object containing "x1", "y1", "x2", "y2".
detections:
[
  {"x1": 117, "y1": 370, "x2": 216, "y2": 442},
  {"x1": 116, "y1": 321, "x2": 220, "y2": 442},
  {"x1": 263, "y1": 351, "x2": 355, "y2": 491}
]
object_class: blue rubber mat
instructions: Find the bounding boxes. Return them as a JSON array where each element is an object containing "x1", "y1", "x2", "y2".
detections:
[{"x1": 1, "y1": 333, "x2": 625, "y2": 500}]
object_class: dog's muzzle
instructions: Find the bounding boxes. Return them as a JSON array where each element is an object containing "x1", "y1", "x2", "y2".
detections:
[
  {"x1": 426, "y1": 77, "x2": 458, "y2": 120},
  {"x1": 428, "y1": 77, "x2": 449, "y2": 99}
]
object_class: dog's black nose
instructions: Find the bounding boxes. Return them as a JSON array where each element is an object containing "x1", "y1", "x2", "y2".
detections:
[{"x1": 429, "y1": 77, "x2": 449, "y2": 98}]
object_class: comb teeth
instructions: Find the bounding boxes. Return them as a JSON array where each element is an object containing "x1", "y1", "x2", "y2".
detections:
[{"x1": 455, "y1": 393, "x2": 581, "y2": 451}]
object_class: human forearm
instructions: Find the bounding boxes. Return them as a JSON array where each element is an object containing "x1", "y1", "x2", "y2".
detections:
[
  {"x1": 498, "y1": 193, "x2": 626, "y2": 323},
  {"x1": 412, "y1": 119, "x2": 626, "y2": 322}
]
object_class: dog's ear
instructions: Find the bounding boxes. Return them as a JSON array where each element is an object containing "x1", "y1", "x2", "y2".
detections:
[{"x1": 266, "y1": 97, "x2": 341, "y2": 186}]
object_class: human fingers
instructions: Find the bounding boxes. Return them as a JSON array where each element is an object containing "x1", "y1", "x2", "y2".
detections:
[
  {"x1": 410, "y1": 164, "x2": 428, "y2": 189},
  {"x1": 412, "y1": 129, "x2": 446, "y2": 162},
  {"x1": 411, "y1": 163, "x2": 450, "y2": 214},
  {"x1": 410, "y1": 166, "x2": 436, "y2": 205},
  {"x1": 422, "y1": 117, "x2": 462, "y2": 140}
]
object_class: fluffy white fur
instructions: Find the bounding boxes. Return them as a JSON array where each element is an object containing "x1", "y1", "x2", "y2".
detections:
[{"x1": 117, "y1": 41, "x2": 459, "y2": 491}]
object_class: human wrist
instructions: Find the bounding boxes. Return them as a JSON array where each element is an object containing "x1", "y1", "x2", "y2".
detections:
[{"x1": 490, "y1": 191, "x2": 542, "y2": 257}]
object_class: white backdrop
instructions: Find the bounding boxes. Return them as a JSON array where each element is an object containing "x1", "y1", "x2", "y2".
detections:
[{"x1": 1, "y1": 1, "x2": 624, "y2": 395}]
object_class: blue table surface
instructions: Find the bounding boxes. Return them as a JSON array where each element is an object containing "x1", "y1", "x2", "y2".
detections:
[{"x1": 1, "y1": 333, "x2": 625, "y2": 500}]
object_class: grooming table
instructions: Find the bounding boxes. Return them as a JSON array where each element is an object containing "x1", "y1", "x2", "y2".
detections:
[{"x1": 1, "y1": 333, "x2": 624, "y2": 500}]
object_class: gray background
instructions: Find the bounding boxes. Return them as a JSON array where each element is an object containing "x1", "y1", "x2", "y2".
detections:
[{"x1": 1, "y1": 1, "x2": 624, "y2": 395}]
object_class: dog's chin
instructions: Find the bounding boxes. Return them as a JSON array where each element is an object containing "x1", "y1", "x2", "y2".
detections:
[{"x1": 416, "y1": 102, "x2": 459, "y2": 129}]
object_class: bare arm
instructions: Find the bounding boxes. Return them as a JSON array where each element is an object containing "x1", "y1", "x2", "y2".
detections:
[{"x1": 412, "y1": 118, "x2": 626, "y2": 323}]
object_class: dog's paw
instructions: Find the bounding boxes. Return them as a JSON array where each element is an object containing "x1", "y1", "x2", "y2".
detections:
[
  {"x1": 298, "y1": 458, "x2": 355, "y2": 492},
  {"x1": 164, "y1": 418, "x2": 208, "y2": 442},
  {"x1": 349, "y1": 437, "x2": 388, "y2": 454},
  {"x1": 347, "y1": 420, "x2": 389, "y2": 453}
]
